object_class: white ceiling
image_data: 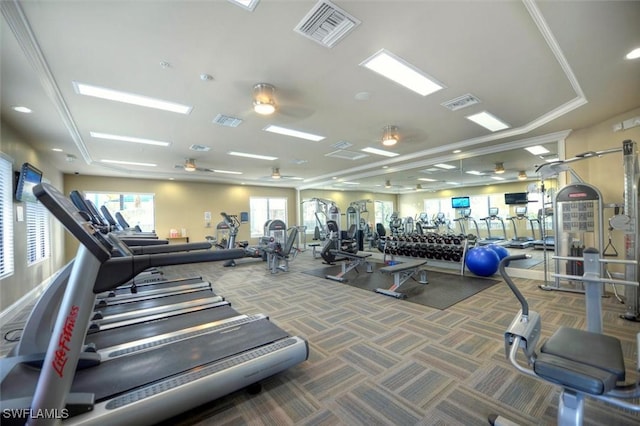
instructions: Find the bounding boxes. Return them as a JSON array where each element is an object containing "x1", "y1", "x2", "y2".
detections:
[{"x1": 1, "y1": 0, "x2": 639, "y2": 193}]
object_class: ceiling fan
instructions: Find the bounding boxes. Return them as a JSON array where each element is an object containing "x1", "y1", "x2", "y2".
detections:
[
  {"x1": 259, "y1": 167, "x2": 300, "y2": 181},
  {"x1": 174, "y1": 158, "x2": 212, "y2": 173},
  {"x1": 228, "y1": 82, "x2": 314, "y2": 121}
]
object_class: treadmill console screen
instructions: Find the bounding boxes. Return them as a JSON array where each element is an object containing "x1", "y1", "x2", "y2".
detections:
[
  {"x1": 515, "y1": 206, "x2": 527, "y2": 216},
  {"x1": 489, "y1": 207, "x2": 498, "y2": 216},
  {"x1": 34, "y1": 183, "x2": 111, "y2": 263}
]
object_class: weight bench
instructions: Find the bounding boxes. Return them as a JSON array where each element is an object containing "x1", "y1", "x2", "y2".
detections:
[
  {"x1": 376, "y1": 260, "x2": 428, "y2": 299},
  {"x1": 325, "y1": 250, "x2": 373, "y2": 282}
]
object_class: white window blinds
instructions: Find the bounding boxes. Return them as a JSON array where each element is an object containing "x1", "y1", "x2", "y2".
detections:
[
  {"x1": 0, "y1": 155, "x2": 14, "y2": 278},
  {"x1": 25, "y1": 199, "x2": 50, "y2": 266}
]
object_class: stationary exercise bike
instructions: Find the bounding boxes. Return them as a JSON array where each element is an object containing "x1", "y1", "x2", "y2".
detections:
[{"x1": 490, "y1": 251, "x2": 640, "y2": 425}]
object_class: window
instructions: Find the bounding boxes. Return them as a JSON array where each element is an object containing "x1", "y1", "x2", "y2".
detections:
[
  {"x1": 301, "y1": 199, "x2": 319, "y2": 236},
  {"x1": 26, "y1": 200, "x2": 50, "y2": 265},
  {"x1": 0, "y1": 155, "x2": 14, "y2": 278},
  {"x1": 85, "y1": 192, "x2": 155, "y2": 232},
  {"x1": 374, "y1": 200, "x2": 394, "y2": 230},
  {"x1": 249, "y1": 197, "x2": 287, "y2": 238}
]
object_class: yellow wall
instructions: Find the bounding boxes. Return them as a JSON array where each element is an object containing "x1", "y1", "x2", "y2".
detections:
[
  {"x1": 565, "y1": 106, "x2": 640, "y2": 204},
  {"x1": 63, "y1": 175, "x2": 298, "y2": 262},
  {"x1": 0, "y1": 122, "x2": 65, "y2": 310}
]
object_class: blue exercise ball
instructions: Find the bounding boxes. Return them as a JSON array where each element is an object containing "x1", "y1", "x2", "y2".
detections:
[
  {"x1": 487, "y1": 244, "x2": 510, "y2": 261},
  {"x1": 465, "y1": 246, "x2": 500, "y2": 277}
]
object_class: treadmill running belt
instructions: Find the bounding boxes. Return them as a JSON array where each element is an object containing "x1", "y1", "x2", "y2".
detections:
[
  {"x1": 94, "y1": 288, "x2": 214, "y2": 316},
  {"x1": 0, "y1": 318, "x2": 289, "y2": 402},
  {"x1": 87, "y1": 303, "x2": 239, "y2": 349}
]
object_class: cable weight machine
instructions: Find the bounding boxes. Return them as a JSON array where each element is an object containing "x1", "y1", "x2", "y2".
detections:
[{"x1": 536, "y1": 139, "x2": 639, "y2": 321}]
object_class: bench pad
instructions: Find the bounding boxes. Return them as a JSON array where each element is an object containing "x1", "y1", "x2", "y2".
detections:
[
  {"x1": 380, "y1": 260, "x2": 427, "y2": 273},
  {"x1": 535, "y1": 326, "x2": 625, "y2": 394}
]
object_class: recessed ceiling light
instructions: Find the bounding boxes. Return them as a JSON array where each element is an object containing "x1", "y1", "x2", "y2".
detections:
[
  {"x1": 453, "y1": 149, "x2": 461, "y2": 154},
  {"x1": 446, "y1": 182, "x2": 460, "y2": 185},
  {"x1": 626, "y1": 47, "x2": 640, "y2": 60},
  {"x1": 418, "y1": 178, "x2": 437, "y2": 182},
  {"x1": 263, "y1": 125, "x2": 325, "y2": 141},
  {"x1": 466, "y1": 111, "x2": 510, "y2": 132},
  {"x1": 51, "y1": 148, "x2": 63, "y2": 152},
  {"x1": 361, "y1": 147, "x2": 399, "y2": 157},
  {"x1": 434, "y1": 163, "x2": 456, "y2": 170},
  {"x1": 228, "y1": 151, "x2": 277, "y2": 161},
  {"x1": 12, "y1": 106, "x2": 32, "y2": 113},
  {"x1": 524, "y1": 145, "x2": 550, "y2": 155},
  {"x1": 341, "y1": 181, "x2": 360, "y2": 185},
  {"x1": 100, "y1": 159, "x2": 156, "y2": 167},
  {"x1": 90, "y1": 131, "x2": 171, "y2": 147},
  {"x1": 490, "y1": 176, "x2": 505, "y2": 181},
  {"x1": 465, "y1": 170, "x2": 484, "y2": 175},
  {"x1": 360, "y1": 49, "x2": 445, "y2": 96},
  {"x1": 73, "y1": 81, "x2": 193, "y2": 114},
  {"x1": 212, "y1": 169, "x2": 243, "y2": 175}
]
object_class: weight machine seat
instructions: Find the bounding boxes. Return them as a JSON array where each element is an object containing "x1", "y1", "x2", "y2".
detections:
[{"x1": 534, "y1": 327, "x2": 625, "y2": 395}]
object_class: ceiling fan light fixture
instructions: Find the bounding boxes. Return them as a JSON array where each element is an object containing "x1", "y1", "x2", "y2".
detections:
[
  {"x1": 518, "y1": 170, "x2": 527, "y2": 180},
  {"x1": 184, "y1": 158, "x2": 197, "y2": 172},
  {"x1": 382, "y1": 125, "x2": 399, "y2": 146},
  {"x1": 494, "y1": 162, "x2": 505, "y2": 174},
  {"x1": 253, "y1": 83, "x2": 276, "y2": 115},
  {"x1": 272, "y1": 167, "x2": 281, "y2": 179}
]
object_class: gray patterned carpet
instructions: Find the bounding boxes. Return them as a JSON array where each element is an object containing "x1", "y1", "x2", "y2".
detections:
[
  {"x1": 2, "y1": 249, "x2": 640, "y2": 426},
  {"x1": 303, "y1": 264, "x2": 500, "y2": 310}
]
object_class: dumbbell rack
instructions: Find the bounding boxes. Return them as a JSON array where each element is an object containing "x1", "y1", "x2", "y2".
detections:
[{"x1": 381, "y1": 232, "x2": 472, "y2": 276}]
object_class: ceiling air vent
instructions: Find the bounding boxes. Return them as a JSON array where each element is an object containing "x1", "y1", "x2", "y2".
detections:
[
  {"x1": 294, "y1": 0, "x2": 361, "y2": 48},
  {"x1": 325, "y1": 150, "x2": 368, "y2": 160},
  {"x1": 189, "y1": 144, "x2": 211, "y2": 152},
  {"x1": 213, "y1": 114, "x2": 243, "y2": 128},
  {"x1": 331, "y1": 140, "x2": 353, "y2": 150},
  {"x1": 441, "y1": 93, "x2": 481, "y2": 111}
]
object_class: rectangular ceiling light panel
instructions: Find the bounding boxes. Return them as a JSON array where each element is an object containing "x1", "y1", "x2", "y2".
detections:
[
  {"x1": 524, "y1": 145, "x2": 550, "y2": 155},
  {"x1": 228, "y1": 0, "x2": 259, "y2": 11},
  {"x1": 360, "y1": 49, "x2": 445, "y2": 96},
  {"x1": 263, "y1": 125, "x2": 325, "y2": 141},
  {"x1": 90, "y1": 132, "x2": 171, "y2": 147},
  {"x1": 361, "y1": 147, "x2": 399, "y2": 157},
  {"x1": 418, "y1": 177, "x2": 437, "y2": 182},
  {"x1": 101, "y1": 159, "x2": 156, "y2": 167},
  {"x1": 212, "y1": 169, "x2": 243, "y2": 175},
  {"x1": 434, "y1": 163, "x2": 456, "y2": 170},
  {"x1": 73, "y1": 82, "x2": 192, "y2": 114},
  {"x1": 466, "y1": 111, "x2": 510, "y2": 132},
  {"x1": 228, "y1": 151, "x2": 278, "y2": 161}
]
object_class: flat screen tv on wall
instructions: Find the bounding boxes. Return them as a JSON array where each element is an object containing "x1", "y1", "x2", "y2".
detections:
[
  {"x1": 15, "y1": 162, "x2": 43, "y2": 203},
  {"x1": 504, "y1": 192, "x2": 528, "y2": 205},
  {"x1": 451, "y1": 196, "x2": 470, "y2": 209}
]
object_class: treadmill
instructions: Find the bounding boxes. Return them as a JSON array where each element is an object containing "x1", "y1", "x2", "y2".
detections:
[
  {"x1": 0, "y1": 183, "x2": 309, "y2": 426},
  {"x1": 506, "y1": 206, "x2": 534, "y2": 248},
  {"x1": 477, "y1": 207, "x2": 508, "y2": 245}
]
